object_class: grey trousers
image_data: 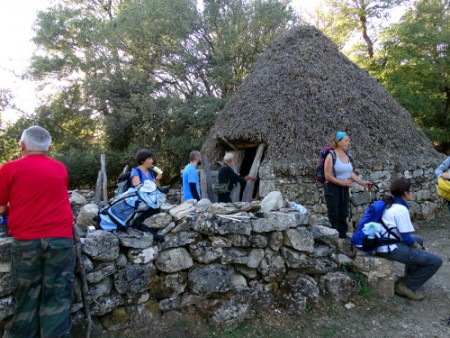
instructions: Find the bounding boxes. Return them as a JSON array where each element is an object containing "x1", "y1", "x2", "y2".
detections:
[{"x1": 377, "y1": 235, "x2": 442, "y2": 291}]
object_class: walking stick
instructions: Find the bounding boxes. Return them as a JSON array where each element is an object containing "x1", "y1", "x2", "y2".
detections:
[{"x1": 73, "y1": 226, "x2": 92, "y2": 338}]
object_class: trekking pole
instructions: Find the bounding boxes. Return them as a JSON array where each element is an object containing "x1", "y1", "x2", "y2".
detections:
[{"x1": 73, "y1": 226, "x2": 92, "y2": 338}]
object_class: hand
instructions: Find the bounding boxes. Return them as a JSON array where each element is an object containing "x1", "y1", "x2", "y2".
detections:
[
  {"x1": 155, "y1": 174, "x2": 163, "y2": 181},
  {"x1": 441, "y1": 172, "x2": 450, "y2": 180},
  {"x1": 361, "y1": 181, "x2": 372, "y2": 190},
  {"x1": 342, "y1": 179, "x2": 353, "y2": 187},
  {"x1": 245, "y1": 175, "x2": 257, "y2": 181}
]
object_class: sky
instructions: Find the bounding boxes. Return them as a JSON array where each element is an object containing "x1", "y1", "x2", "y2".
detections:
[{"x1": 0, "y1": 0, "x2": 325, "y2": 124}]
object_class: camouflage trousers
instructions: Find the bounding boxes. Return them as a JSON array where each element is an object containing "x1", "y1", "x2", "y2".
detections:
[{"x1": 8, "y1": 238, "x2": 75, "y2": 338}]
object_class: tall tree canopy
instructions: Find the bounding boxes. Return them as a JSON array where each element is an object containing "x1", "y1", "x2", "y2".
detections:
[
  {"x1": 312, "y1": 0, "x2": 406, "y2": 59},
  {"x1": 371, "y1": 0, "x2": 449, "y2": 146},
  {"x1": 7, "y1": 0, "x2": 296, "y2": 187}
]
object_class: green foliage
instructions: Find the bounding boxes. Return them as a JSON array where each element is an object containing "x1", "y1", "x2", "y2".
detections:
[
  {"x1": 0, "y1": 89, "x2": 12, "y2": 113},
  {"x1": 340, "y1": 264, "x2": 370, "y2": 298},
  {"x1": 19, "y1": 0, "x2": 296, "y2": 188},
  {"x1": 312, "y1": 0, "x2": 406, "y2": 59},
  {"x1": 370, "y1": 0, "x2": 450, "y2": 143}
]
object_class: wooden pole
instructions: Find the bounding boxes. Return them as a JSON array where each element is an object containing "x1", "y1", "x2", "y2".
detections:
[
  {"x1": 199, "y1": 169, "x2": 207, "y2": 201},
  {"x1": 100, "y1": 154, "x2": 107, "y2": 203},
  {"x1": 230, "y1": 150, "x2": 244, "y2": 202},
  {"x1": 242, "y1": 144, "x2": 265, "y2": 202},
  {"x1": 94, "y1": 170, "x2": 102, "y2": 206},
  {"x1": 202, "y1": 155, "x2": 216, "y2": 203}
]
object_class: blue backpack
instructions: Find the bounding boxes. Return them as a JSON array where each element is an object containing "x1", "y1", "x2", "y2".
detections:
[{"x1": 351, "y1": 200, "x2": 401, "y2": 253}]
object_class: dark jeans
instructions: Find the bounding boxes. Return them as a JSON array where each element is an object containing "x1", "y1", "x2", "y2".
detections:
[
  {"x1": 377, "y1": 235, "x2": 442, "y2": 291},
  {"x1": 324, "y1": 183, "x2": 349, "y2": 238},
  {"x1": 9, "y1": 238, "x2": 75, "y2": 338}
]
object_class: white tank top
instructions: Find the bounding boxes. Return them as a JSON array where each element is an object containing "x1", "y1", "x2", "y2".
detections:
[{"x1": 334, "y1": 156, "x2": 353, "y2": 180}]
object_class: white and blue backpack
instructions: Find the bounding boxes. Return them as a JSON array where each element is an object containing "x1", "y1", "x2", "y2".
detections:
[{"x1": 98, "y1": 180, "x2": 162, "y2": 231}]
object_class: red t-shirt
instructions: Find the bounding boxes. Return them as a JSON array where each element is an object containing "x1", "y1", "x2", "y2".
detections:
[{"x1": 0, "y1": 154, "x2": 73, "y2": 240}]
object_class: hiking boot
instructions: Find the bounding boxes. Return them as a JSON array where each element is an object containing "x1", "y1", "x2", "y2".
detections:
[{"x1": 395, "y1": 279, "x2": 424, "y2": 301}]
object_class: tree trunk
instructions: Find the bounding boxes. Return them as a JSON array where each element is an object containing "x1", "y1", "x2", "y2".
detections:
[{"x1": 360, "y1": 14, "x2": 374, "y2": 59}]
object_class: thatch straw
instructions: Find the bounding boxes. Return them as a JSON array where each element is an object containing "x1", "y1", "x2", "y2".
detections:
[{"x1": 202, "y1": 26, "x2": 442, "y2": 174}]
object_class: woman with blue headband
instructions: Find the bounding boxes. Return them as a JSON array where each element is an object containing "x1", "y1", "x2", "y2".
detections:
[{"x1": 324, "y1": 131, "x2": 372, "y2": 239}]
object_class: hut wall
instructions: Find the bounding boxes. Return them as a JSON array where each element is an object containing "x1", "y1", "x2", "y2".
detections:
[{"x1": 259, "y1": 164, "x2": 443, "y2": 221}]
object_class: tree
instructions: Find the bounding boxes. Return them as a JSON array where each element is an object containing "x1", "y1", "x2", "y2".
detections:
[
  {"x1": 372, "y1": 0, "x2": 449, "y2": 146},
  {"x1": 24, "y1": 0, "x2": 296, "y2": 186},
  {"x1": 0, "y1": 89, "x2": 12, "y2": 113},
  {"x1": 311, "y1": 0, "x2": 406, "y2": 59}
]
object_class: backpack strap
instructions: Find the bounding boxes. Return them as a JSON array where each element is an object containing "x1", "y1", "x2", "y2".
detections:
[
  {"x1": 378, "y1": 219, "x2": 402, "y2": 252},
  {"x1": 380, "y1": 220, "x2": 401, "y2": 242},
  {"x1": 132, "y1": 167, "x2": 146, "y2": 186},
  {"x1": 344, "y1": 150, "x2": 353, "y2": 165},
  {"x1": 328, "y1": 150, "x2": 337, "y2": 179}
]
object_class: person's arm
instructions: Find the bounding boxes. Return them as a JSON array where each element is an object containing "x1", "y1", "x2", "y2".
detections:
[
  {"x1": 350, "y1": 172, "x2": 371, "y2": 189},
  {"x1": 435, "y1": 157, "x2": 450, "y2": 179},
  {"x1": 324, "y1": 153, "x2": 352, "y2": 187},
  {"x1": 154, "y1": 173, "x2": 162, "y2": 187},
  {"x1": 0, "y1": 205, "x2": 6, "y2": 216},
  {"x1": 189, "y1": 183, "x2": 201, "y2": 200},
  {"x1": 131, "y1": 175, "x2": 141, "y2": 187}
]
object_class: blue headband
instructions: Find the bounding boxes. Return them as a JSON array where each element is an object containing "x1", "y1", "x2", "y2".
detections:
[{"x1": 336, "y1": 131, "x2": 347, "y2": 141}]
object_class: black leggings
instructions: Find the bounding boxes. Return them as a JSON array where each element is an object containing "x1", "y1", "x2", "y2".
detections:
[{"x1": 324, "y1": 183, "x2": 350, "y2": 239}]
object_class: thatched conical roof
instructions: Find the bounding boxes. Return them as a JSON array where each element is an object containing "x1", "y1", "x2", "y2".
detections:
[{"x1": 203, "y1": 26, "x2": 442, "y2": 173}]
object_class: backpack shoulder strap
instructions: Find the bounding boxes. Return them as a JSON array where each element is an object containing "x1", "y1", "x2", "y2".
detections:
[
  {"x1": 380, "y1": 222, "x2": 401, "y2": 241},
  {"x1": 344, "y1": 151, "x2": 353, "y2": 164},
  {"x1": 133, "y1": 167, "x2": 146, "y2": 185},
  {"x1": 328, "y1": 150, "x2": 337, "y2": 177},
  {"x1": 329, "y1": 149, "x2": 337, "y2": 163}
]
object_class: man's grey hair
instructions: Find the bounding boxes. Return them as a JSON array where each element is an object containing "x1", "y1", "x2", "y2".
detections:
[
  {"x1": 189, "y1": 150, "x2": 201, "y2": 161},
  {"x1": 20, "y1": 126, "x2": 52, "y2": 152},
  {"x1": 223, "y1": 152, "x2": 234, "y2": 162}
]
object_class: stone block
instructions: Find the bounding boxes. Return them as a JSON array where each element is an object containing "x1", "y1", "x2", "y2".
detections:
[
  {"x1": 353, "y1": 254, "x2": 396, "y2": 297},
  {"x1": 260, "y1": 191, "x2": 284, "y2": 212}
]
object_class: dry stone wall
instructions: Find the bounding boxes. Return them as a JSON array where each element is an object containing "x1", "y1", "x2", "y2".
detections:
[
  {"x1": 259, "y1": 164, "x2": 442, "y2": 221},
  {"x1": 0, "y1": 193, "x2": 362, "y2": 336}
]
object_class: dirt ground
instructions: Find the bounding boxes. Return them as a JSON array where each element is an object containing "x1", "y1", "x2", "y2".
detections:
[{"x1": 105, "y1": 211, "x2": 450, "y2": 338}]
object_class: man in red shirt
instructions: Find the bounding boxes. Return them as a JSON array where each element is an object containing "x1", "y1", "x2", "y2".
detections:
[{"x1": 0, "y1": 126, "x2": 74, "y2": 337}]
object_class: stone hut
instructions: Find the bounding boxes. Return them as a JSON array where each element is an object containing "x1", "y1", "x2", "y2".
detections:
[{"x1": 202, "y1": 25, "x2": 445, "y2": 220}]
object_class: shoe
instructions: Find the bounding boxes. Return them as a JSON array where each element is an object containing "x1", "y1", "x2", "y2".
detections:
[{"x1": 394, "y1": 279, "x2": 424, "y2": 301}]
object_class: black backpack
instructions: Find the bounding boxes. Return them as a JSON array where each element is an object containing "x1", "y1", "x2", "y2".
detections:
[{"x1": 115, "y1": 167, "x2": 144, "y2": 196}]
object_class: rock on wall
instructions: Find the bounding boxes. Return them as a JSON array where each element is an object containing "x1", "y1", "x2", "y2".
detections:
[{"x1": 0, "y1": 195, "x2": 362, "y2": 335}]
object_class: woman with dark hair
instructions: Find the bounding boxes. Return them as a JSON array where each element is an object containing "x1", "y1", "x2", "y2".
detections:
[
  {"x1": 376, "y1": 178, "x2": 442, "y2": 301},
  {"x1": 324, "y1": 131, "x2": 371, "y2": 238},
  {"x1": 131, "y1": 149, "x2": 162, "y2": 188}
]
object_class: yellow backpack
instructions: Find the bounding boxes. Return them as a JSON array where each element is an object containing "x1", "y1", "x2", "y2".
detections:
[{"x1": 437, "y1": 177, "x2": 450, "y2": 201}]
